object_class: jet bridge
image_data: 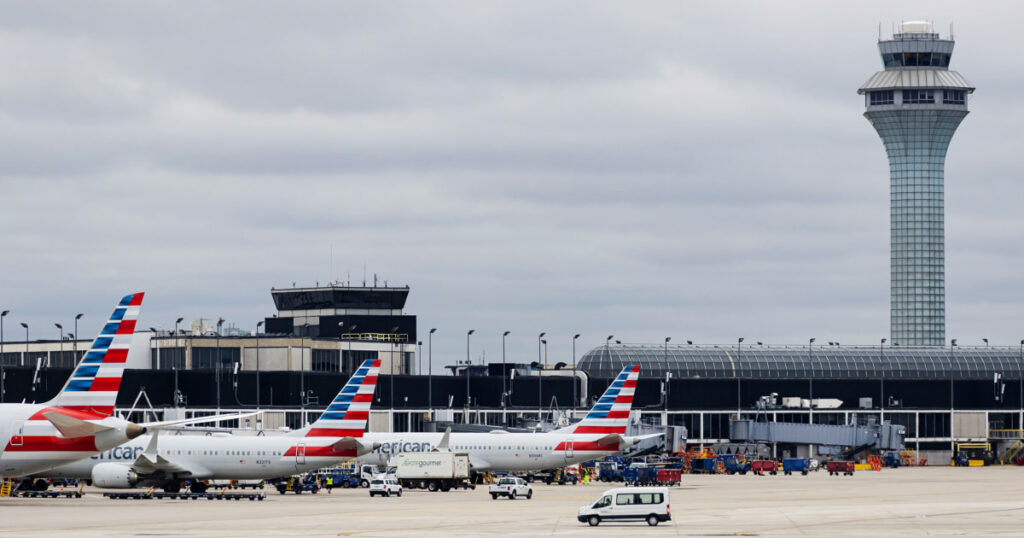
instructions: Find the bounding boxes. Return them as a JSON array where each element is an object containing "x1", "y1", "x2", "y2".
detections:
[{"x1": 729, "y1": 417, "x2": 905, "y2": 456}]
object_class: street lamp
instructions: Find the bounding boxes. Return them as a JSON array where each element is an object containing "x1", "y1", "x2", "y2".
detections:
[
  {"x1": 392, "y1": 325, "x2": 401, "y2": 414},
  {"x1": 417, "y1": 341, "x2": 423, "y2": 376},
  {"x1": 21, "y1": 323, "x2": 29, "y2": 362},
  {"x1": 572, "y1": 334, "x2": 581, "y2": 414},
  {"x1": 736, "y1": 337, "x2": 743, "y2": 412},
  {"x1": 465, "y1": 330, "x2": 475, "y2": 409},
  {"x1": 880, "y1": 338, "x2": 887, "y2": 412},
  {"x1": 538, "y1": 332, "x2": 547, "y2": 422},
  {"x1": 983, "y1": 338, "x2": 989, "y2": 347},
  {"x1": 74, "y1": 313, "x2": 84, "y2": 365},
  {"x1": 256, "y1": 320, "x2": 264, "y2": 409},
  {"x1": 428, "y1": 328, "x2": 437, "y2": 416},
  {"x1": 808, "y1": 337, "x2": 815, "y2": 423},
  {"x1": 216, "y1": 318, "x2": 224, "y2": 413},
  {"x1": 54, "y1": 323, "x2": 63, "y2": 368},
  {"x1": 0, "y1": 310, "x2": 8, "y2": 361},
  {"x1": 502, "y1": 331, "x2": 511, "y2": 410},
  {"x1": 173, "y1": 317, "x2": 183, "y2": 369}
]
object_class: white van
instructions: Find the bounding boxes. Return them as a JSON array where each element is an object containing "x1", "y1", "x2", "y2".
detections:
[{"x1": 577, "y1": 486, "x2": 671, "y2": 526}]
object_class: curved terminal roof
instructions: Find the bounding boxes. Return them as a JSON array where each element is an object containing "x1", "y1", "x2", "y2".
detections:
[{"x1": 579, "y1": 344, "x2": 1024, "y2": 381}]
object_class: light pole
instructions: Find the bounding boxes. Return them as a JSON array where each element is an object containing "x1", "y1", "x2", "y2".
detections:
[
  {"x1": 736, "y1": 337, "x2": 743, "y2": 412},
  {"x1": 502, "y1": 331, "x2": 510, "y2": 410},
  {"x1": 21, "y1": 323, "x2": 29, "y2": 363},
  {"x1": 391, "y1": 325, "x2": 401, "y2": 414},
  {"x1": 173, "y1": 317, "x2": 182, "y2": 369},
  {"x1": 0, "y1": 310, "x2": 8, "y2": 361},
  {"x1": 428, "y1": 328, "x2": 436, "y2": 416},
  {"x1": 465, "y1": 329, "x2": 475, "y2": 409},
  {"x1": 983, "y1": 338, "x2": 989, "y2": 347},
  {"x1": 256, "y1": 320, "x2": 264, "y2": 409},
  {"x1": 808, "y1": 337, "x2": 815, "y2": 424},
  {"x1": 950, "y1": 338, "x2": 957, "y2": 452},
  {"x1": 880, "y1": 337, "x2": 887, "y2": 412},
  {"x1": 216, "y1": 318, "x2": 224, "y2": 413},
  {"x1": 54, "y1": 323, "x2": 63, "y2": 368},
  {"x1": 74, "y1": 313, "x2": 83, "y2": 365},
  {"x1": 572, "y1": 334, "x2": 580, "y2": 414},
  {"x1": 538, "y1": 332, "x2": 546, "y2": 422}
]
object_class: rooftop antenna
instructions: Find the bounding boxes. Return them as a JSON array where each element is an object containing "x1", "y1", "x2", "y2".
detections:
[
  {"x1": 950, "y1": 22, "x2": 954, "y2": 40},
  {"x1": 373, "y1": 273, "x2": 378, "y2": 287},
  {"x1": 362, "y1": 263, "x2": 366, "y2": 287},
  {"x1": 347, "y1": 270, "x2": 350, "y2": 287},
  {"x1": 330, "y1": 241, "x2": 333, "y2": 284}
]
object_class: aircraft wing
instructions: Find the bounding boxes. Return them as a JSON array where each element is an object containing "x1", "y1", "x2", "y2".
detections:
[
  {"x1": 328, "y1": 437, "x2": 380, "y2": 455},
  {"x1": 129, "y1": 432, "x2": 193, "y2": 475},
  {"x1": 43, "y1": 412, "x2": 115, "y2": 439},
  {"x1": 592, "y1": 432, "x2": 665, "y2": 447}
]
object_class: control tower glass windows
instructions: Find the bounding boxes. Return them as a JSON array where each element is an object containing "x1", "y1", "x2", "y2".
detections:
[
  {"x1": 902, "y1": 90, "x2": 935, "y2": 104},
  {"x1": 943, "y1": 90, "x2": 965, "y2": 105},
  {"x1": 870, "y1": 91, "x2": 895, "y2": 105},
  {"x1": 883, "y1": 53, "x2": 950, "y2": 68}
]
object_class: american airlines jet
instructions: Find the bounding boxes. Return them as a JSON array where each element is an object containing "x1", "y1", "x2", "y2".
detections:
[
  {"x1": 0, "y1": 293, "x2": 240, "y2": 478},
  {"x1": 358, "y1": 365, "x2": 658, "y2": 471},
  {"x1": 42, "y1": 359, "x2": 383, "y2": 492}
]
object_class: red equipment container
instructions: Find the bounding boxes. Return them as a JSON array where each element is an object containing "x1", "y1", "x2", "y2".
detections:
[
  {"x1": 656, "y1": 469, "x2": 681, "y2": 485},
  {"x1": 751, "y1": 460, "x2": 777, "y2": 475},
  {"x1": 826, "y1": 461, "x2": 856, "y2": 476}
]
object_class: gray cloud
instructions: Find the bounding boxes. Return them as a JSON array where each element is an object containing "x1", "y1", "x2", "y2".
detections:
[{"x1": 1, "y1": 1, "x2": 1022, "y2": 367}]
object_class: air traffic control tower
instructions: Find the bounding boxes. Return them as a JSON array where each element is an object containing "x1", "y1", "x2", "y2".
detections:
[{"x1": 858, "y1": 21, "x2": 974, "y2": 347}]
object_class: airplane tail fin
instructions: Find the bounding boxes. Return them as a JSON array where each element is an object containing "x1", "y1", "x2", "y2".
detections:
[
  {"x1": 301, "y1": 359, "x2": 381, "y2": 438},
  {"x1": 44, "y1": 292, "x2": 145, "y2": 416},
  {"x1": 562, "y1": 364, "x2": 640, "y2": 436}
]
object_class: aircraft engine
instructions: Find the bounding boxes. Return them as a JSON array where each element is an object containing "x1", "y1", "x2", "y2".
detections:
[{"x1": 91, "y1": 462, "x2": 138, "y2": 489}]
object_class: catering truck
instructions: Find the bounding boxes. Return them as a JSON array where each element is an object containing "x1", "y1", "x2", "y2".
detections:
[{"x1": 392, "y1": 452, "x2": 473, "y2": 492}]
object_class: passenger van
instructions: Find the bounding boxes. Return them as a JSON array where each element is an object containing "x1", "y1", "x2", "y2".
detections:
[{"x1": 577, "y1": 486, "x2": 671, "y2": 526}]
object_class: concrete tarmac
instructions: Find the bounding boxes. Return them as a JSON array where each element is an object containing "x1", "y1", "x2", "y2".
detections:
[{"x1": 1, "y1": 466, "x2": 1023, "y2": 536}]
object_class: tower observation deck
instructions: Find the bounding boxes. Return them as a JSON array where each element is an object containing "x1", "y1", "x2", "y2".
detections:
[{"x1": 858, "y1": 21, "x2": 974, "y2": 347}]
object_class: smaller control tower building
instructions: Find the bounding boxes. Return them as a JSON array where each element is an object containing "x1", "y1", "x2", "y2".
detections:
[{"x1": 858, "y1": 21, "x2": 974, "y2": 347}]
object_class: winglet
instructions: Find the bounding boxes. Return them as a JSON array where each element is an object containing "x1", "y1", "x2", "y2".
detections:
[
  {"x1": 434, "y1": 427, "x2": 452, "y2": 452},
  {"x1": 43, "y1": 411, "x2": 113, "y2": 439}
]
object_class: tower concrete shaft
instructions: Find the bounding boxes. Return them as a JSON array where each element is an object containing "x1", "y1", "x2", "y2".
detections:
[{"x1": 858, "y1": 21, "x2": 974, "y2": 347}]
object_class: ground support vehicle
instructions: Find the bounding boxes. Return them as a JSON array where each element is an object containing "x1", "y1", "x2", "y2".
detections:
[
  {"x1": 751, "y1": 460, "x2": 777, "y2": 475},
  {"x1": 275, "y1": 475, "x2": 320, "y2": 495},
  {"x1": 369, "y1": 477, "x2": 402, "y2": 497},
  {"x1": 690, "y1": 457, "x2": 719, "y2": 474},
  {"x1": 623, "y1": 465, "x2": 656, "y2": 486},
  {"x1": 489, "y1": 477, "x2": 533, "y2": 500},
  {"x1": 208, "y1": 479, "x2": 265, "y2": 490},
  {"x1": 526, "y1": 468, "x2": 578, "y2": 485},
  {"x1": 721, "y1": 455, "x2": 751, "y2": 475},
  {"x1": 597, "y1": 461, "x2": 624, "y2": 482},
  {"x1": 578, "y1": 487, "x2": 671, "y2": 527},
  {"x1": 317, "y1": 470, "x2": 360, "y2": 490},
  {"x1": 656, "y1": 469, "x2": 681, "y2": 485},
  {"x1": 393, "y1": 452, "x2": 473, "y2": 492},
  {"x1": 782, "y1": 458, "x2": 809, "y2": 476},
  {"x1": 826, "y1": 461, "x2": 855, "y2": 476}
]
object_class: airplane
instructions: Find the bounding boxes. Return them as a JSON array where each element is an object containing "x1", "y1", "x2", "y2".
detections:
[
  {"x1": 41, "y1": 359, "x2": 383, "y2": 492},
  {"x1": 357, "y1": 365, "x2": 660, "y2": 472},
  {"x1": 0, "y1": 292, "x2": 247, "y2": 479}
]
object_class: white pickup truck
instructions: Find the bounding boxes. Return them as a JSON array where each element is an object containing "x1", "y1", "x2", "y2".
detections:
[{"x1": 489, "y1": 477, "x2": 532, "y2": 500}]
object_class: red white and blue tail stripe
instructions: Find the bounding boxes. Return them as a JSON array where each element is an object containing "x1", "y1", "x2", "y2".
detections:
[
  {"x1": 572, "y1": 365, "x2": 638, "y2": 435},
  {"x1": 555, "y1": 365, "x2": 639, "y2": 453},
  {"x1": 45, "y1": 292, "x2": 144, "y2": 417},
  {"x1": 305, "y1": 359, "x2": 380, "y2": 438}
]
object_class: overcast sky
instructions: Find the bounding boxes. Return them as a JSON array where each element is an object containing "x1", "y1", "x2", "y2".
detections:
[{"x1": 1, "y1": 1, "x2": 1022, "y2": 368}]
